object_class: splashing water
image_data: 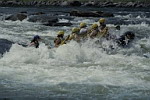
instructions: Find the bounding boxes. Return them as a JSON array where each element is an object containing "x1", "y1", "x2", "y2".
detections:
[{"x1": 0, "y1": 7, "x2": 150, "y2": 100}]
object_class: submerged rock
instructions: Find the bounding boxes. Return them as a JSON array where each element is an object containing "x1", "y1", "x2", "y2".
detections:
[{"x1": 70, "y1": 10, "x2": 114, "y2": 17}]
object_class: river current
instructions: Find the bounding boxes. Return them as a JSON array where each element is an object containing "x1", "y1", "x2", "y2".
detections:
[{"x1": 0, "y1": 7, "x2": 150, "y2": 100}]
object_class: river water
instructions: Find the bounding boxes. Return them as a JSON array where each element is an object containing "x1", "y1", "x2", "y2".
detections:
[{"x1": 0, "y1": 7, "x2": 150, "y2": 100}]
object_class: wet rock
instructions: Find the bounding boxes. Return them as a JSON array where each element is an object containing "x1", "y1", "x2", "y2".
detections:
[
  {"x1": 5, "y1": 13, "x2": 27, "y2": 21},
  {"x1": 115, "y1": 2, "x2": 123, "y2": 7},
  {"x1": 28, "y1": 15, "x2": 58, "y2": 23},
  {"x1": 83, "y1": 2, "x2": 93, "y2": 7},
  {"x1": 0, "y1": 0, "x2": 150, "y2": 8},
  {"x1": 69, "y1": 1, "x2": 81, "y2": 6},
  {"x1": 32, "y1": 1, "x2": 38, "y2": 5},
  {"x1": 32, "y1": 12, "x2": 46, "y2": 15},
  {"x1": 20, "y1": 11, "x2": 27, "y2": 14},
  {"x1": 83, "y1": 1, "x2": 99, "y2": 7},
  {"x1": 51, "y1": 1, "x2": 61, "y2": 6},
  {"x1": 2, "y1": 0, "x2": 19, "y2": 6},
  {"x1": 101, "y1": 1, "x2": 114, "y2": 7},
  {"x1": 70, "y1": 10, "x2": 114, "y2": 17},
  {"x1": 27, "y1": 13, "x2": 74, "y2": 26},
  {"x1": 105, "y1": 2, "x2": 117, "y2": 7},
  {"x1": 44, "y1": 22, "x2": 72, "y2": 26},
  {"x1": 135, "y1": 2, "x2": 145, "y2": 8},
  {"x1": 0, "y1": 39, "x2": 13, "y2": 55},
  {"x1": 5, "y1": 1, "x2": 15, "y2": 5},
  {"x1": 60, "y1": 1, "x2": 69, "y2": 6},
  {"x1": 125, "y1": 2, "x2": 136, "y2": 7},
  {"x1": 45, "y1": 1, "x2": 51, "y2": 6}
]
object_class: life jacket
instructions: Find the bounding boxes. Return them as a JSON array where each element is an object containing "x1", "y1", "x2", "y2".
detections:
[
  {"x1": 54, "y1": 37, "x2": 65, "y2": 47},
  {"x1": 89, "y1": 28, "x2": 99, "y2": 38},
  {"x1": 79, "y1": 28, "x2": 88, "y2": 39},
  {"x1": 79, "y1": 28, "x2": 87, "y2": 35},
  {"x1": 97, "y1": 26, "x2": 109, "y2": 38},
  {"x1": 68, "y1": 33, "x2": 76, "y2": 40}
]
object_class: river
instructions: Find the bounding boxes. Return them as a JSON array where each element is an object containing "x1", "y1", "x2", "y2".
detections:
[{"x1": 0, "y1": 6, "x2": 150, "y2": 100}]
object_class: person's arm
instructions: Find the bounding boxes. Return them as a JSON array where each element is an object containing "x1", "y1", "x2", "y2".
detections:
[
  {"x1": 89, "y1": 30, "x2": 97, "y2": 38},
  {"x1": 29, "y1": 40, "x2": 35, "y2": 46}
]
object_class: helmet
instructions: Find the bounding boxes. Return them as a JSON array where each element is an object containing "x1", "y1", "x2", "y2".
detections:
[
  {"x1": 72, "y1": 27, "x2": 80, "y2": 33},
  {"x1": 92, "y1": 24, "x2": 98, "y2": 29},
  {"x1": 80, "y1": 22, "x2": 86, "y2": 28},
  {"x1": 34, "y1": 35, "x2": 41, "y2": 39},
  {"x1": 99, "y1": 18, "x2": 106, "y2": 23},
  {"x1": 57, "y1": 31, "x2": 64, "y2": 35}
]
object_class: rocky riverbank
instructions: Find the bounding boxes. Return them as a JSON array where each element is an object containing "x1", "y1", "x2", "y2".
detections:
[{"x1": 0, "y1": 0, "x2": 150, "y2": 8}]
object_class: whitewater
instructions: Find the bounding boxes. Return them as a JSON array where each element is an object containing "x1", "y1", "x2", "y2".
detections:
[{"x1": 0, "y1": 7, "x2": 150, "y2": 100}]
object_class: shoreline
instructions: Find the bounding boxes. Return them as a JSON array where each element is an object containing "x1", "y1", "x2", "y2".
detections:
[{"x1": 0, "y1": 0, "x2": 150, "y2": 8}]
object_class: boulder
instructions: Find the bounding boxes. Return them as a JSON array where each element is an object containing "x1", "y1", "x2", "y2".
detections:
[
  {"x1": 20, "y1": 11, "x2": 27, "y2": 14},
  {"x1": 69, "y1": 1, "x2": 81, "y2": 6},
  {"x1": 51, "y1": 1, "x2": 60, "y2": 6},
  {"x1": 28, "y1": 14, "x2": 73, "y2": 26},
  {"x1": 44, "y1": 22, "x2": 72, "y2": 26},
  {"x1": 125, "y1": 2, "x2": 136, "y2": 7},
  {"x1": 70, "y1": 10, "x2": 114, "y2": 17},
  {"x1": 0, "y1": 39, "x2": 13, "y2": 55},
  {"x1": 28, "y1": 15, "x2": 58, "y2": 23},
  {"x1": 82, "y1": 1, "x2": 98, "y2": 7},
  {"x1": 5, "y1": 13, "x2": 27, "y2": 21},
  {"x1": 32, "y1": 12, "x2": 46, "y2": 15},
  {"x1": 60, "y1": 1, "x2": 69, "y2": 6}
]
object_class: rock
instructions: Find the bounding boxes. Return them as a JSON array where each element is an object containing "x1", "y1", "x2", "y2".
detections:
[
  {"x1": 51, "y1": 1, "x2": 60, "y2": 6},
  {"x1": 60, "y1": 1, "x2": 68, "y2": 6},
  {"x1": 0, "y1": 39, "x2": 13, "y2": 55},
  {"x1": 45, "y1": 1, "x2": 51, "y2": 5},
  {"x1": 70, "y1": 10, "x2": 114, "y2": 17},
  {"x1": 125, "y1": 2, "x2": 136, "y2": 7},
  {"x1": 32, "y1": 1, "x2": 38, "y2": 5},
  {"x1": 32, "y1": 12, "x2": 46, "y2": 15},
  {"x1": 83, "y1": 1, "x2": 98, "y2": 7},
  {"x1": 83, "y1": 2, "x2": 93, "y2": 7},
  {"x1": 28, "y1": 15, "x2": 58, "y2": 23},
  {"x1": 28, "y1": 14, "x2": 73, "y2": 26},
  {"x1": 69, "y1": 1, "x2": 81, "y2": 6},
  {"x1": 43, "y1": 22, "x2": 72, "y2": 26},
  {"x1": 20, "y1": 11, "x2": 27, "y2": 14},
  {"x1": 6, "y1": 1, "x2": 14, "y2": 5},
  {"x1": 105, "y1": 2, "x2": 117, "y2": 7},
  {"x1": 5, "y1": 13, "x2": 27, "y2": 21},
  {"x1": 2, "y1": 0, "x2": 19, "y2": 6},
  {"x1": 95, "y1": 11, "x2": 114, "y2": 17}
]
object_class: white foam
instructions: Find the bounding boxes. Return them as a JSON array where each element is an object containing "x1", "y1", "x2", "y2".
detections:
[{"x1": 0, "y1": 39, "x2": 149, "y2": 89}]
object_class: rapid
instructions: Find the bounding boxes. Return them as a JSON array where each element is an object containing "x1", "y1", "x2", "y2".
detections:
[{"x1": 0, "y1": 7, "x2": 150, "y2": 100}]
